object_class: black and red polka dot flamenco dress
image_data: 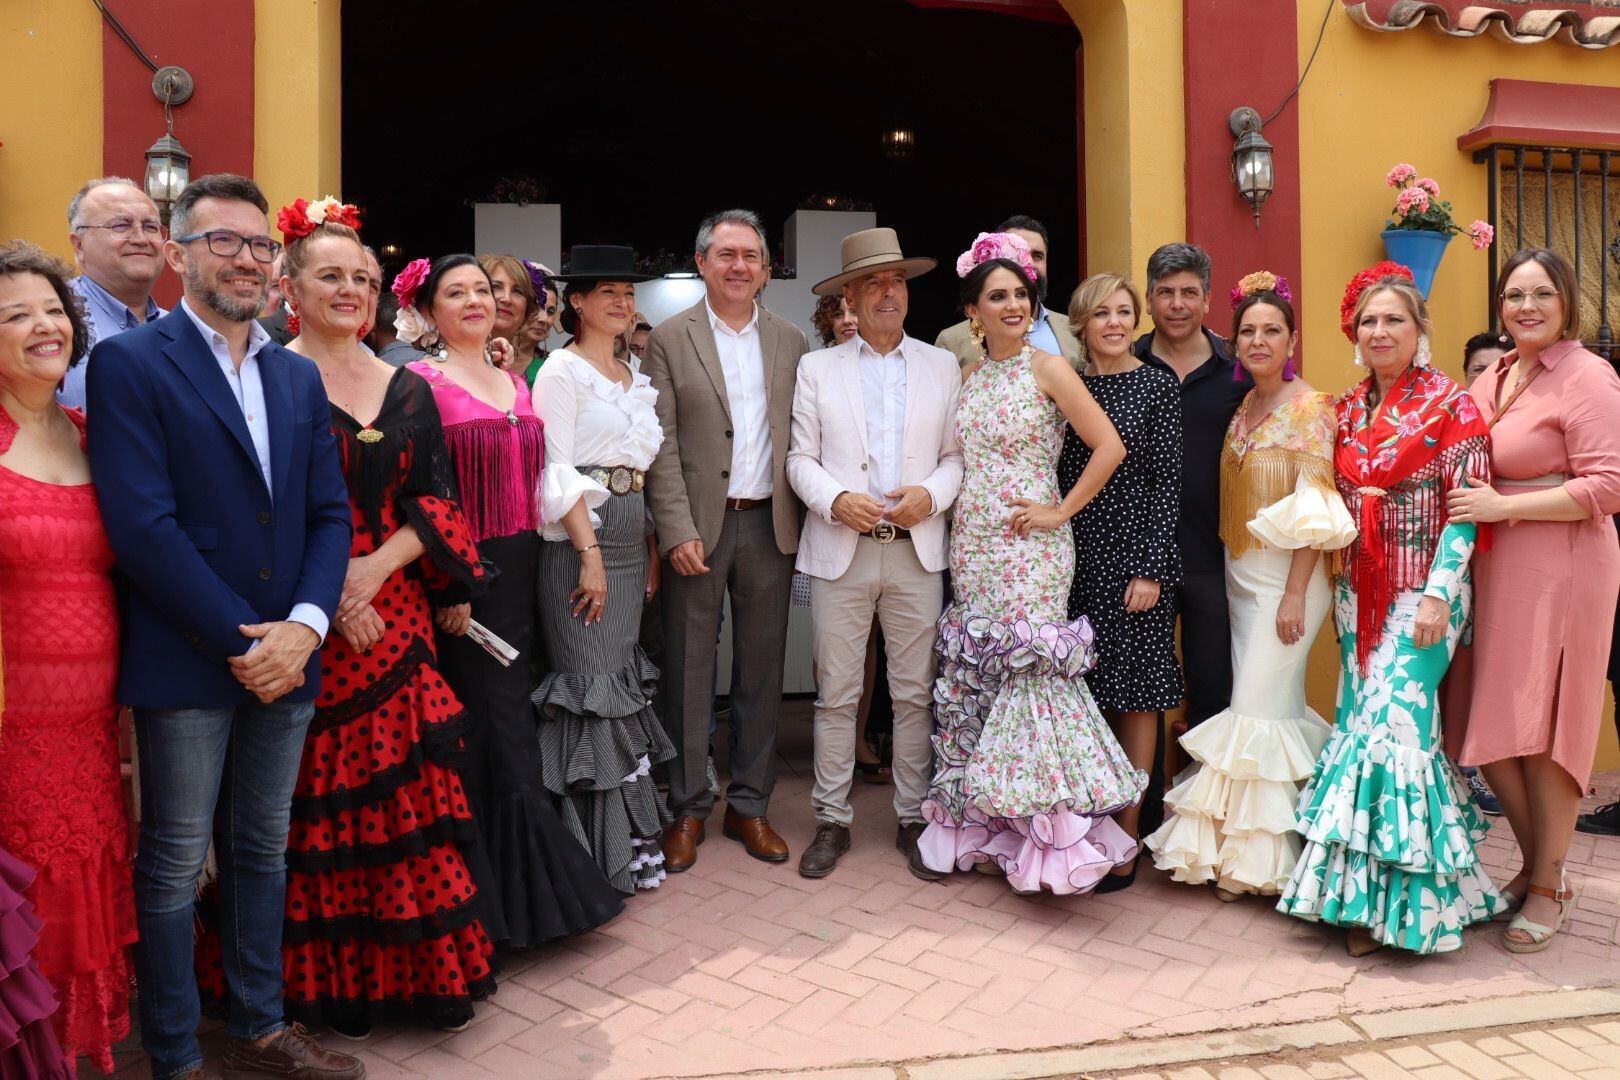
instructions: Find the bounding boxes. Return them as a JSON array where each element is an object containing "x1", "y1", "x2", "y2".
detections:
[{"x1": 198, "y1": 369, "x2": 507, "y2": 1030}]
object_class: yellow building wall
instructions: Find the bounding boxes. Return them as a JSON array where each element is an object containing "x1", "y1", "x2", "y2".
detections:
[
  {"x1": 0, "y1": 0, "x2": 104, "y2": 257},
  {"x1": 254, "y1": 0, "x2": 343, "y2": 216},
  {"x1": 1294, "y1": 6, "x2": 1620, "y2": 773},
  {"x1": 1061, "y1": 0, "x2": 1187, "y2": 279}
]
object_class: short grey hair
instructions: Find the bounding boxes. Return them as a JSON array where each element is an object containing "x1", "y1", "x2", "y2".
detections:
[
  {"x1": 67, "y1": 176, "x2": 146, "y2": 227},
  {"x1": 169, "y1": 173, "x2": 268, "y2": 242},
  {"x1": 695, "y1": 209, "x2": 769, "y2": 262},
  {"x1": 1145, "y1": 242, "x2": 1212, "y2": 294}
]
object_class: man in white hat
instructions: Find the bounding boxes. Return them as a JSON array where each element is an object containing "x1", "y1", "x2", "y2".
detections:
[{"x1": 786, "y1": 227, "x2": 963, "y2": 880}]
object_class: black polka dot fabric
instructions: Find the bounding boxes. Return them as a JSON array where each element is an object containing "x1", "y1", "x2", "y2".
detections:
[{"x1": 1059, "y1": 363, "x2": 1186, "y2": 711}]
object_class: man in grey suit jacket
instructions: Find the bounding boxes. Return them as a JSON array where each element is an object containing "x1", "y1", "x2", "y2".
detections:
[
  {"x1": 643, "y1": 209, "x2": 809, "y2": 871},
  {"x1": 935, "y1": 214, "x2": 1080, "y2": 369}
]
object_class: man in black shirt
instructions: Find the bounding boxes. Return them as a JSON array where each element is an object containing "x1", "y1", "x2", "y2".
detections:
[{"x1": 1133, "y1": 243, "x2": 1252, "y2": 825}]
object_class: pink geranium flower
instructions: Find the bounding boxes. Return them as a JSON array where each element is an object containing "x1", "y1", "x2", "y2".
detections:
[
  {"x1": 1416, "y1": 177, "x2": 1440, "y2": 197},
  {"x1": 1468, "y1": 220, "x2": 1495, "y2": 250},
  {"x1": 1395, "y1": 188, "x2": 1431, "y2": 217},
  {"x1": 1386, "y1": 163, "x2": 1417, "y2": 187}
]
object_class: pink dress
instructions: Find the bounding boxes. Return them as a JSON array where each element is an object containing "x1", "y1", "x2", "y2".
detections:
[{"x1": 1461, "y1": 340, "x2": 1620, "y2": 789}]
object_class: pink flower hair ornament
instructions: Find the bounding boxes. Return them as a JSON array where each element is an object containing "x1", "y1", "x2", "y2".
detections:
[
  {"x1": 390, "y1": 257, "x2": 432, "y2": 311},
  {"x1": 955, "y1": 231, "x2": 1039, "y2": 285},
  {"x1": 1228, "y1": 270, "x2": 1293, "y2": 308}
]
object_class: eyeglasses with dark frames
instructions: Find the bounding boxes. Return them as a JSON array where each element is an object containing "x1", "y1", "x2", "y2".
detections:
[
  {"x1": 75, "y1": 220, "x2": 166, "y2": 240},
  {"x1": 173, "y1": 230, "x2": 283, "y2": 263}
]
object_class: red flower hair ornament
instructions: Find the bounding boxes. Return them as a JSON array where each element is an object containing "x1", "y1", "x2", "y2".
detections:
[
  {"x1": 276, "y1": 196, "x2": 362, "y2": 242},
  {"x1": 1339, "y1": 260, "x2": 1414, "y2": 343}
]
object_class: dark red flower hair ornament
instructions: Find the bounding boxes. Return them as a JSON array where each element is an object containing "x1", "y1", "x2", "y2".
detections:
[{"x1": 1339, "y1": 260, "x2": 1414, "y2": 343}]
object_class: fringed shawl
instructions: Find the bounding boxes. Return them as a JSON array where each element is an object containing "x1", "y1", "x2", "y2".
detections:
[
  {"x1": 1334, "y1": 365, "x2": 1492, "y2": 672},
  {"x1": 1219, "y1": 391, "x2": 1337, "y2": 559}
]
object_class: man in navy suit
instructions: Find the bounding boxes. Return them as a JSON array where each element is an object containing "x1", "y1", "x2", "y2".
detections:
[{"x1": 87, "y1": 175, "x2": 361, "y2": 1080}]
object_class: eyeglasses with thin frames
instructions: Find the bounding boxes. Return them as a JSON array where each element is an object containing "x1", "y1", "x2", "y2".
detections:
[
  {"x1": 172, "y1": 230, "x2": 282, "y2": 263},
  {"x1": 75, "y1": 220, "x2": 166, "y2": 240},
  {"x1": 1501, "y1": 287, "x2": 1560, "y2": 309}
]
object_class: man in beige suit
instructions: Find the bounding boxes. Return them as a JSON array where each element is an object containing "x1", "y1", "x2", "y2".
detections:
[
  {"x1": 935, "y1": 214, "x2": 1080, "y2": 368},
  {"x1": 787, "y1": 227, "x2": 963, "y2": 881},
  {"x1": 643, "y1": 209, "x2": 809, "y2": 871}
]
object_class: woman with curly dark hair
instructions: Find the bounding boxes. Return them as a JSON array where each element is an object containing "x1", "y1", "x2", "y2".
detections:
[
  {"x1": 810, "y1": 293, "x2": 858, "y2": 349},
  {"x1": 0, "y1": 240, "x2": 135, "y2": 1074}
]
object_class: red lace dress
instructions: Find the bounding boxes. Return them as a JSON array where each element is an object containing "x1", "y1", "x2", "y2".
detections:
[
  {"x1": 197, "y1": 369, "x2": 499, "y2": 1029},
  {"x1": 0, "y1": 405, "x2": 135, "y2": 1074}
]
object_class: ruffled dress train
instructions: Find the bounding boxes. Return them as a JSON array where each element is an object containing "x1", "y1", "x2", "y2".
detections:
[{"x1": 0, "y1": 849, "x2": 72, "y2": 1080}]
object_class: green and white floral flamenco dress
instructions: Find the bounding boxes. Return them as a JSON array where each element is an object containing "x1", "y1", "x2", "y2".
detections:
[{"x1": 1277, "y1": 365, "x2": 1506, "y2": 954}]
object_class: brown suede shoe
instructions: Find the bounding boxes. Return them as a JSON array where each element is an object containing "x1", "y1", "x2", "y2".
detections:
[
  {"x1": 897, "y1": 822, "x2": 946, "y2": 881},
  {"x1": 661, "y1": 815, "x2": 705, "y2": 873},
  {"x1": 222, "y1": 1023, "x2": 365, "y2": 1079},
  {"x1": 722, "y1": 806, "x2": 789, "y2": 862},
  {"x1": 798, "y1": 823, "x2": 851, "y2": 878}
]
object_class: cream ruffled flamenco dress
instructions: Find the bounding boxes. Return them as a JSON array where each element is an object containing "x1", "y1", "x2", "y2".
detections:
[{"x1": 1147, "y1": 391, "x2": 1355, "y2": 895}]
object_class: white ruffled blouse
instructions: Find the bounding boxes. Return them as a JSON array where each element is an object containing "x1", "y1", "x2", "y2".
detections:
[{"x1": 532, "y1": 348, "x2": 664, "y2": 541}]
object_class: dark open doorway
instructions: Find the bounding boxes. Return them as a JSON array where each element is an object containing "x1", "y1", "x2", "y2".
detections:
[{"x1": 341, "y1": 0, "x2": 1080, "y2": 335}]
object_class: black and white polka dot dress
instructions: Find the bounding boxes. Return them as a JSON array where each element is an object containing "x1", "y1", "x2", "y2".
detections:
[{"x1": 1059, "y1": 363, "x2": 1185, "y2": 712}]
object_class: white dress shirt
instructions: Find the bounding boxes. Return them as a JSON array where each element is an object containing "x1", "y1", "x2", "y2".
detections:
[
  {"x1": 857, "y1": 335, "x2": 907, "y2": 506},
  {"x1": 707, "y1": 299, "x2": 773, "y2": 499},
  {"x1": 178, "y1": 298, "x2": 329, "y2": 644}
]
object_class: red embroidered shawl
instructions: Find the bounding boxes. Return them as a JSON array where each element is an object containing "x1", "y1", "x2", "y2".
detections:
[{"x1": 1334, "y1": 365, "x2": 1491, "y2": 671}]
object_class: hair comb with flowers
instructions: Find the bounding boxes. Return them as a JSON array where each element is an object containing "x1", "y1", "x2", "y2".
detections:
[
  {"x1": 954, "y1": 231, "x2": 1039, "y2": 285},
  {"x1": 1338, "y1": 260, "x2": 1414, "y2": 342},
  {"x1": 523, "y1": 260, "x2": 554, "y2": 303},
  {"x1": 390, "y1": 257, "x2": 433, "y2": 344},
  {"x1": 1228, "y1": 270, "x2": 1292, "y2": 308},
  {"x1": 276, "y1": 196, "x2": 362, "y2": 242}
]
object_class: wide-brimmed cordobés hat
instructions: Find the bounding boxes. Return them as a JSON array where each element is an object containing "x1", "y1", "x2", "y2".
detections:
[
  {"x1": 551, "y1": 245, "x2": 656, "y2": 283},
  {"x1": 811, "y1": 227, "x2": 937, "y2": 296}
]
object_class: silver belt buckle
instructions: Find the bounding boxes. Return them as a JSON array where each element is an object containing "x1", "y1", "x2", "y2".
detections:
[
  {"x1": 872, "y1": 521, "x2": 897, "y2": 544},
  {"x1": 608, "y1": 466, "x2": 633, "y2": 496}
]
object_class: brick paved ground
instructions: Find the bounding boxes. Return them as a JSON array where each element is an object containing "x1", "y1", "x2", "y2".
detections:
[
  {"x1": 1098, "y1": 1013, "x2": 1620, "y2": 1079},
  {"x1": 104, "y1": 701, "x2": 1620, "y2": 1079}
]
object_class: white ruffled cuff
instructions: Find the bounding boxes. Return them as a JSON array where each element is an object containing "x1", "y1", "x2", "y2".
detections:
[
  {"x1": 1247, "y1": 475, "x2": 1357, "y2": 551},
  {"x1": 541, "y1": 462, "x2": 609, "y2": 541}
]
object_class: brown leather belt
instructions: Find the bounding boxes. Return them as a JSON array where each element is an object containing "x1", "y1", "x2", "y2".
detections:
[
  {"x1": 725, "y1": 497, "x2": 769, "y2": 510},
  {"x1": 861, "y1": 523, "x2": 911, "y2": 544}
]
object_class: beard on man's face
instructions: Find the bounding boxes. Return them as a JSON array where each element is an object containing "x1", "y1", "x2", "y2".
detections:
[{"x1": 184, "y1": 258, "x2": 267, "y2": 323}]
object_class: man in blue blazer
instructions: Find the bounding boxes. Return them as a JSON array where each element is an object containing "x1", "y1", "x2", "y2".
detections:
[{"x1": 87, "y1": 174, "x2": 362, "y2": 1080}]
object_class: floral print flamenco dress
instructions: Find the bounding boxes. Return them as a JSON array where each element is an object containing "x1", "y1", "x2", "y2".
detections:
[
  {"x1": 1277, "y1": 366, "x2": 1506, "y2": 953},
  {"x1": 918, "y1": 348, "x2": 1146, "y2": 894}
]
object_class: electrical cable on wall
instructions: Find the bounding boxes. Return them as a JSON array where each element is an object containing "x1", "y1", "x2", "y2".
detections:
[
  {"x1": 1266, "y1": 0, "x2": 1337, "y2": 125},
  {"x1": 90, "y1": 0, "x2": 160, "y2": 74}
]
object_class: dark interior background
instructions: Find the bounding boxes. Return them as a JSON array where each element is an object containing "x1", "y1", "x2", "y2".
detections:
[{"x1": 341, "y1": 0, "x2": 1080, "y2": 334}]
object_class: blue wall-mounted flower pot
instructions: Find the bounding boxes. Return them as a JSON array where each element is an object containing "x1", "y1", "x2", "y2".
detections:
[{"x1": 1381, "y1": 228, "x2": 1452, "y2": 299}]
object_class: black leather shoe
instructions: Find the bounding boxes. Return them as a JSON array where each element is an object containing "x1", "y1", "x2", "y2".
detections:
[
  {"x1": 797, "y1": 823, "x2": 851, "y2": 878},
  {"x1": 896, "y1": 822, "x2": 946, "y2": 881}
]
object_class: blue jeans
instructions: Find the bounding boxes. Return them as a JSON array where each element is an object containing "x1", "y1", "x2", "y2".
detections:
[{"x1": 132, "y1": 700, "x2": 314, "y2": 1079}]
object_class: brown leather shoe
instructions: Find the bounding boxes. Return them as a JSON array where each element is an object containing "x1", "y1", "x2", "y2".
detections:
[
  {"x1": 798, "y1": 823, "x2": 851, "y2": 878},
  {"x1": 222, "y1": 1022, "x2": 365, "y2": 1079},
  {"x1": 661, "y1": 816, "x2": 705, "y2": 873},
  {"x1": 897, "y1": 822, "x2": 946, "y2": 881},
  {"x1": 722, "y1": 807, "x2": 789, "y2": 862}
]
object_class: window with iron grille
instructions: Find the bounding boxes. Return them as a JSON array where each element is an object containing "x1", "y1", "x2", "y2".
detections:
[{"x1": 1474, "y1": 146, "x2": 1618, "y2": 362}]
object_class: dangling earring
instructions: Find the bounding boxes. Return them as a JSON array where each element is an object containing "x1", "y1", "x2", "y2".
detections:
[
  {"x1": 1232, "y1": 359, "x2": 1246, "y2": 383},
  {"x1": 286, "y1": 304, "x2": 301, "y2": 337},
  {"x1": 1352, "y1": 345, "x2": 1366, "y2": 369},
  {"x1": 1282, "y1": 356, "x2": 1298, "y2": 381},
  {"x1": 1414, "y1": 334, "x2": 1433, "y2": 370},
  {"x1": 969, "y1": 316, "x2": 986, "y2": 358}
]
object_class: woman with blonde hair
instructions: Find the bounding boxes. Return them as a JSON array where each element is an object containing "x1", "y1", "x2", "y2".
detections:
[
  {"x1": 1057, "y1": 271, "x2": 1183, "y2": 893},
  {"x1": 1278, "y1": 266, "x2": 1504, "y2": 956},
  {"x1": 1452, "y1": 247, "x2": 1620, "y2": 952}
]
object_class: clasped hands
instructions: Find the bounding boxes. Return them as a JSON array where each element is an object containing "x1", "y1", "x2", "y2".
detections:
[
  {"x1": 832, "y1": 486, "x2": 933, "y2": 533},
  {"x1": 228, "y1": 621, "x2": 321, "y2": 704}
]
